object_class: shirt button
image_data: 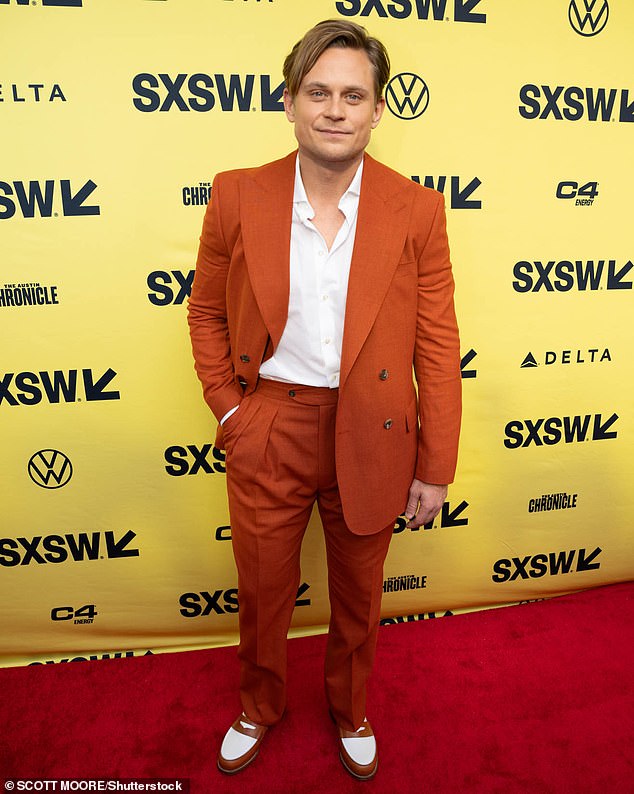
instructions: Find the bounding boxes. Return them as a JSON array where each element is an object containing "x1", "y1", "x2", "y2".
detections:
[
  {"x1": 322, "y1": 294, "x2": 329, "y2": 301},
  {"x1": 383, "y1": 419, "x2": 393, "y2": 430},
  {"x1": 379, "y1": 369, "x2": 389, "y2": 381},
  {"x1": 324, "y1": 338, "x2": 331, "y2": 345},
  {"x1": 318, "y1": 250, "x2": 325, "y2": 257}
]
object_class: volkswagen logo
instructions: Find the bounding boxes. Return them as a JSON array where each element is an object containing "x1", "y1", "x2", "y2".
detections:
[
  {"x1": 385, "y1": 73, "x2": 430, "y2": 120},
  {"x1": 28, "y1": 449, "x2": 73, "y2": 489},
  {"x1": 569, "y1": 0, "x2": 609, "y2": 37}
]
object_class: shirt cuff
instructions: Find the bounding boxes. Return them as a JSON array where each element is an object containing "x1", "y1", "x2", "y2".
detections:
[{"x1": 219, "y1": 405, "x2": 240, "y2": 425}]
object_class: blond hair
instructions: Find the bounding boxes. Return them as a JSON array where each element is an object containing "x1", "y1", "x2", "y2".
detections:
[{"x1": 283, "y1": 19, "x2": 390, "y2": 101}]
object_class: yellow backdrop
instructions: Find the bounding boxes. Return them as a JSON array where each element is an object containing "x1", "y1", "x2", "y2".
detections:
[{"x1": 1, "y1": 0, "x2": 632, "y2": 667}]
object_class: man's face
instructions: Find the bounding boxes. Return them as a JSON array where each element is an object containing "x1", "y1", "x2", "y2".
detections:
[{"x1": 284, "y1": 46, "x2": 385, "y2": 168}]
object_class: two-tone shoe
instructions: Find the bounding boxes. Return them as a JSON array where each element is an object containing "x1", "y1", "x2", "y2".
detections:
[
  {"x1": 336, "y1": 717, "x2": 378, "y2": 781},
  {"x1": 217, "y1": 713, "x2": 268, "y2": 774}
]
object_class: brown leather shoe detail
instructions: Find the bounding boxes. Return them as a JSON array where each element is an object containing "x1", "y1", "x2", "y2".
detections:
[
  {"x1": 217, "y1": 715, "x2": 268, "y2": 775},
  {"x1": 336, "y1": 719, "x2": 378, "y2": 781}
]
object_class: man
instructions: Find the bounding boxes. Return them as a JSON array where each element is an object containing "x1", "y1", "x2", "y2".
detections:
[{"x1": 188, "y1": 19, "x2": 461, "y2": 781}]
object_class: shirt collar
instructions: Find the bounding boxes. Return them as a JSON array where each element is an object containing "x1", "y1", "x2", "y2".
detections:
[{"x1": 293, "y1": 154, "x2": 364, "y2": 223}]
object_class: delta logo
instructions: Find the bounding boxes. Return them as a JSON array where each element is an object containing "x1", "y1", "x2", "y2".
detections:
[
  {"x1": 132, "y1": 73, "x2": 284, "y2": 112},
  {"x1": 335, "y1": 0, "x2": 486, "y2": 24},
  {"x1": 520, "y1": 348, "x2": 611, "y2": 368}
]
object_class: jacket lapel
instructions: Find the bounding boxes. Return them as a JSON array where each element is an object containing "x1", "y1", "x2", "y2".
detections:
[
  {"x1": 339, "y1": 154, "x2": 410, "y2": 390},
  {"x1": 240, "y1": 152, "x2": 296, "y2": 353}
]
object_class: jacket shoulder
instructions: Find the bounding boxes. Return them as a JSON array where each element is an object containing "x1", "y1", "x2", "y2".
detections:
[{"x1": 365, "y1": 154, "x2": 443, "y2": 207}]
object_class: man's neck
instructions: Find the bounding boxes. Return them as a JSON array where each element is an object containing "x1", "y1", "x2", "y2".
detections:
[{"x1": 297, "y1": 151, "x2": 364, "y2": 207}]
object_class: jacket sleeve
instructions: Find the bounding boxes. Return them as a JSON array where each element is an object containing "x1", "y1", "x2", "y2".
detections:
[
  {"x1": 413, "y1": 190, "x2": 462, "y2": 484},
  {"x1": 187, "y1": 173, "x2": 243, "y2": 422}
]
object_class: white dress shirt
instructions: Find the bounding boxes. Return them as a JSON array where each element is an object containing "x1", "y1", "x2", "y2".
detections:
[{"x1": 221, "y1": 155, "x2": 362, "y2": 424}]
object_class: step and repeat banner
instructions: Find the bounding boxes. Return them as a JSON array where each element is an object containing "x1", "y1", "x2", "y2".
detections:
[{"x1": 1, "y1": 0, "x2": 632, "y2": 667}]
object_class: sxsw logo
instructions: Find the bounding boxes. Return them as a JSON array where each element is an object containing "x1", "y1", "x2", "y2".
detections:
[
  {"x1": 147, "y1": 270, "x2": 193, "y2": 306},
  {"x1": 504, "y1": 413, "x2": 619, "y2": 448},
  {"x1": 0, "y1": 0, "x2": 82, "y2": 5},
  {"x1": 492, "y1": 547, "x2": 601, "y2": 582},
  {"x1": 385, "y1": 73, "x2": 429, "y2": 119},
  {"x1": 0, "y1": 368, "x2": 120, "y2": 406},
  {"x1": 335, "y1": 0, "x2": 486, "y2": 24},
  {"x1": 513, "y1": 260, "x2": 632, "y2": 292},
  {"x1": 0, "y1": 531, "x2": 139, "y2": 567},
  {"x1": 30, "y1": 650, "x2": 154, "y2": 666},
  {"x1": 132, "y1": 73, "x2": 284, "y2": 112},
  {"x1": 519, "y1": 84, "x2": 634, "y2": 123},
  {"x1": 411, "y1": 176, "x2": 482, "y2": 209},
  {"x1": 0, "y1": 180, "x2": 99, "y2": 220},
  {"x1": 520, "y1": 348, "x2": 611, "y2": 368},
  {"x1": 179, "y1": 583, "x2": 311, "y2": 616},
  {"x1": 568, "y1": 0, "x2": 609, "y2": 37},
  {"x1": 165, "y1": 444, "x2": 226, "y2": 476},
  {"x1": 393, "y1": 500, "x2": 469, "y2": 532}
]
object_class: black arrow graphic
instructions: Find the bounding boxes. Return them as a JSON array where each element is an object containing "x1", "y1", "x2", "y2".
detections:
[
  {"x1": 593, "y1": 413, "x2": 619, "y2": 440},
  {"x1": 105, "y1": 530, "x2": 140, "y2": 559},
  {"x1": 260, "y1": 76, "x2": 284, "y2": 111},
  {"x1": 442, "y1": 500, "x2": 469, "y2": 528},
  {"x1": 607, "y1": 260, "x2": 633, "y2": 290},
  {"x1": 461, "y1": 349, "x2": 477, "y2": 379},
  {"x1": 61, "y1": 179, "x2": 100, "y2": 216},
  {"x1": 452, "y1": 177, "x2": 482, "y2": 209},
  {"x1": 295, "y1": 582, "x2": 311, "y2": 607},
  {"x1": 619, "y1": 89, "x2": 634, "y2": 122},
  {"x1": 576, "y1": 546, "x2": 602, "y2": 572},
  {"x1": 83, "y1": 368, "x2": 120, "y2": 402}
]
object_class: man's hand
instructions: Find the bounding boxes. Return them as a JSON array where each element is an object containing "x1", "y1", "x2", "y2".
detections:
[{"x1": 405, "y1": 479, "x2": 448, "y2": 528}]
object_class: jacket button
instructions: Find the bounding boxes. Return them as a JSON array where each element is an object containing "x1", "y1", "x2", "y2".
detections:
[
  {"x1": 240, "y1": 355, "x2": 251, "y2": 363},
  {"x1": 379, "y1": 369, "x2": 389, "y2": 381},
  {"x1": 383, "y1": 419, "x2": 393, "y2": 430},
  {"x1": 288, "y1": 390, "x2": 296, "y2": 397}
]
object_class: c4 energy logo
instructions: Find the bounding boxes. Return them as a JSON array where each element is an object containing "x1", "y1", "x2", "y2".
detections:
[
  {"x1": 385, "y1": 73, "x2": 429, "y2": 119},
  {"x1": 504, "y1": 413, "x2": 619, "y2": 448},
  {"x1": 0, "y1": 368, "x2": 120, "y2": 406},
  {"x1": 335, "y1": 0, "x2": 486, "y2": 24},
  {"x1": 568, "y1": 0, "x2": 608, "y2": 37},
  {"x1": 147, "y1": 270, "x2": 193, "y2": 305},
  {"x1": 411, "y1": 175, "x2": 482, "y2": 209},
  {"x1": 132, "y1": 73, "x2": 284, "y2": 112},
  {"x1": 0, "y1": 531, "x2": 139, "y2": 567},
  {"x1": 0, "y1": 179, "x2": 100, "y2": 219},
  {"x1": 492, "y1": 547, "x2": 601, "y2": 582},
  {"x1": 165, "y1": 443, "x2": 226, "y2": 476},
  {"x1": 513, "y1": 259, "x2": 632, "y2": 292},
  {"x1": 28, "y1": 449, "x2": 73, "y2": 489},
  {"x1": 519, "y1": 84, "x2": 634, "y2": 123},
  {"x1": 556, "y1": 180, "x2": 598, "y2": 206},
  {"x1": 51, "y1": 604, "x2": 97, "y2": 625},
  {"x1": 520, "y1": 347, "x2": 611, "y2": 368},
  {"x1": 0, "y1": 282, "x2": 59, "y2": 308}
]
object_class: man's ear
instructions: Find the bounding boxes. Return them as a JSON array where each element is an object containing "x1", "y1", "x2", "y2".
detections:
[
  {"x1": 283, "y1": 88, "x2": 295, "y2": 122},
  {"x1": 371, "y1": 97, "x2": 386, "y2": 129}
]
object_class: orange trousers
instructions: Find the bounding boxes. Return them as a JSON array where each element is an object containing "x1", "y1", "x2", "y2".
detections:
[{"x1": 223, "y1": 378, "x2": 394, "y2": 733}]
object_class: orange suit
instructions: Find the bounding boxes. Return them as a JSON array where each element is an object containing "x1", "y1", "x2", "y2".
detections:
[{"x1": 188, "y1": 150, "x2": 461, "y2": 730}]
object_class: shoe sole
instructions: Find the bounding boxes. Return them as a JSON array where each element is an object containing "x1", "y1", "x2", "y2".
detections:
[
  {"x1": 339, "y1": 751, "x2": 378, "y2": 781},
  {"x1": 217, "y1": 748, "x2": 260, "y2": 775}
]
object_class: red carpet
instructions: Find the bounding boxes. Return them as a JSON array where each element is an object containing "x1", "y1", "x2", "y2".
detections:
[{"x1": 1, "y1": 582, "x2": 633, "y2": 793}]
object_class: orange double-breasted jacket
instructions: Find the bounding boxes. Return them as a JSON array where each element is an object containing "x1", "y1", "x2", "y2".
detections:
[{"x1": 187, "y1": 150, "x2": 462, "y2": 535}]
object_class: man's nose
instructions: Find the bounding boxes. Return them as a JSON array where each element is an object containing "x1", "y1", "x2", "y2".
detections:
[{"x1": 324, "y1": 96, "x2": 345, "y2": 119}]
